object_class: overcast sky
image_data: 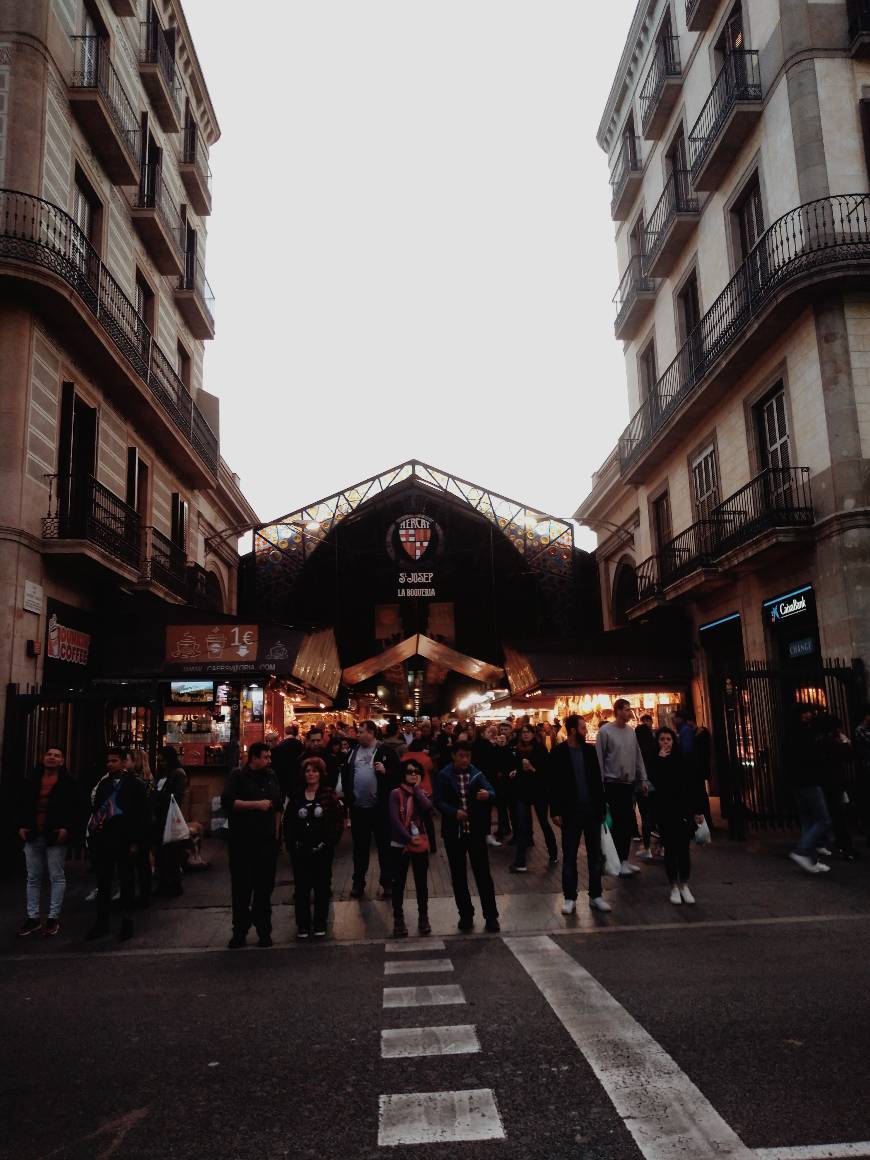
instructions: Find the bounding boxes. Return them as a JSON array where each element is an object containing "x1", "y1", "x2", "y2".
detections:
[{"x1": 182, "y1": 1, "x2": 637, "y2": 548}]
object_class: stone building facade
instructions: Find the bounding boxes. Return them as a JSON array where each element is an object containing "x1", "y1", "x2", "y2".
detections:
[
  {"x1": 0, "y1": 0, "x2": 256, "y2": 773},
  {"x1": 577, "y1": 0, "x2": 870, "y2": 821}
]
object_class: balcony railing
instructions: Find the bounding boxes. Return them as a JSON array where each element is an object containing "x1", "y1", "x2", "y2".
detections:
[
  {"x1": 635, "y1": 554, "x2": 661, "y2": 603},
  {"x1": 182, "y1": 120, "x2": 212, "y2": 194},
  {"x1": 43, "y1": 474, "x2": 141, "y2": 568},
  {"x1": 630, "y1": 468, "x2": 814, "y2": 607},
  {"x1": 134, "y1": 166, "x2": 184, "y2": 253},
  {"x1": 688, "y1": 51, "x2": 762, "y2": 183},
  {"x1": 643, "y1": 168, "x2": 698, "y2": 271},
  {"x1": 139, "y1": 19, "x2": 181, "y2": 121},
  {"x1": 610, "y1": 135, "x2": 641, "y2": 213},
  {"x1": 179, "y1": 251, "x2": 215, "y2": 323},
  {"x1": 618, "y1": 194, "x2": 870, "y2": 473},
  {"x1": 142, "y1": 525, "x2": 187, "y2": 596},
  {"x1": 0, "y1": 189, "x2": 218, "y2": 474},
  {"x1": 70, "y1": 36, "x2": 140, "y2": 166},
  {"x1": 639, "y1": 36, "x2": 681, "y2": 136},
  {"x1": 613, "y1": 254, "x2": 654, "y2": 334}
]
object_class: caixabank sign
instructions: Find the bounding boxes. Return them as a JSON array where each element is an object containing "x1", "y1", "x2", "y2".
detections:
[{"x1": 763, "y1": 584, "x2": 820, "y2": 664}]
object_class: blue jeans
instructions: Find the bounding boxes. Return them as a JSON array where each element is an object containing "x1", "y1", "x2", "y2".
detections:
[
  {"x1": 24, "y1": 837, "x2": 67, "y2": 919},
  {"x1": 795, "y1": 785, "x2": 831, "y2": 857}
]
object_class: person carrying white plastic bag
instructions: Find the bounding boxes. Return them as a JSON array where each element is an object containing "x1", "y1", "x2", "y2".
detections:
[
  {"x1": 600, "y1": 821, "x2": 622, "y2": 876},
  {"x1": 162, "y1": 795, "x2": 190, "y2": 844}
]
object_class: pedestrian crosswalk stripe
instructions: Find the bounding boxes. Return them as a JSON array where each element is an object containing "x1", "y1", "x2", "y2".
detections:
[
  {"x1": 380, "y1": 1024, "x2": 480, "y2": 1058},
  {"x1": 377, "y1": 1088, "x2": 505, "y2": 1146},
  {"x1": 384, "y1": 958, "x2": 453, "y2": 976},
  {"x1": 384, "y1": 939, "x2": 447, "y2": 953},
  {"x1": 382, "y1": 985, "x2": 466, "y2": 1008},
  {"x1": 753, "y1": 1146, "x2": 870, "y2": 1159},
  {"x1": 505, "y1": 935, "x2": 755, "y2": 1160}
]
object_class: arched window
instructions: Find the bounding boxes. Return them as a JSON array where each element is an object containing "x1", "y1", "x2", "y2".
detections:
[{"x1": 612, "y1": 557, "x2": 638, "y2": 627}]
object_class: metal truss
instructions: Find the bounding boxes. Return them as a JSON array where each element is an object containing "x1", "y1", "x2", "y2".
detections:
[{"x1": 253, "y1": 460, "x2": 576, "y2": 625}]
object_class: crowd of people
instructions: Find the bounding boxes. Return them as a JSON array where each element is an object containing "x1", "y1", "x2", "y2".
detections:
[{"x1": 14, "y1": 700, "x2": 870, "y2": 945}]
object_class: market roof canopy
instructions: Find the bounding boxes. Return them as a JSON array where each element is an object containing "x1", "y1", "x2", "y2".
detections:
[
  {"x1": 255, "y1": 460, "x2": 574, "y2": 580},
  {"x1": 343, "y1": 634, "x2": 504, "y2": 686}
]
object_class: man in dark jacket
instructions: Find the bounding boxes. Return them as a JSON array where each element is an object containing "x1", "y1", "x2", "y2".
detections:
[
  {"x1": 433, "y1": 741, "x2": 500, "y2": 932},
  {"x1": 788, "y1": 706, "x2": 832, "y2": 873},
  {"x1": 152, "y1": 746, "x2": 188, "y2": 898},
  {"x1": 548, "y1": 716, "x2": 611, "y2": 914},
  {"x1": 341, "y1": 720, "x2": 400, "y2": 899},
  {"x1": 269, "y1": 725, "x2": 304, "y2": 798},
  {"x1": 16, "y1": 746, "x2": 80, "y2": 937},
  {"x1": 221, "y1": 741, "x2": 283, "y2": 948},
  {"x1": 86, "y1": 747, "x2": 151, "y2": 942}
]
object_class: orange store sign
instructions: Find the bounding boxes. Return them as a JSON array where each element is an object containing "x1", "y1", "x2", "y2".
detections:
[{"x1": 166, "y1": 625, "x2": 259, "y2": 664}]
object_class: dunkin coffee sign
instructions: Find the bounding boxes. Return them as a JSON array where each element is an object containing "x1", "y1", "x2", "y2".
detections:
[{"x1": 46, "y1": 612, "x2": 90, "y2": 665}]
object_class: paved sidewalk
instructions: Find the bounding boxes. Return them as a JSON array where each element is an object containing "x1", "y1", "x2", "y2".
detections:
[{"x1": 2, "y1": 824, "x2": 868, "y2": 956}]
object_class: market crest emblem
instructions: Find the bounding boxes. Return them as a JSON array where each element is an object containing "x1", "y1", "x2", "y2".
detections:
[{"x1": 386, "y1": 513, "x2": 442, "y2": 564}]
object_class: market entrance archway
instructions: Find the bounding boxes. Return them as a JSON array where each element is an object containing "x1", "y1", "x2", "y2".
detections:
[{"x1": 242, "y1": 460, "x2": 591, "y2": 716}]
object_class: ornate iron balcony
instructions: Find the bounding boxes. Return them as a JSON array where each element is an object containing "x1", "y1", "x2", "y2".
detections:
[
  {"x1": 688, "y1": 51, "x2": 762, "y2": 188},
  {"x1": 142, "y1": 526, "x2": 187, "y2": 596},
  {"x1": 69, "y1": 36, "x2": 140, "y2": 182},
  {"x1": 0, "y1": 189, "x2": 218, "y2": 475},
  {"x1": 618, "y1": 195, "x2": 870, "y2": 474},
  {"x1": 43, "y1": 474, "x2": 141, "y2": 568},
  {"x1": 139, "y1": 19, "x2": 181, "y2": 130},
  {"x1": 639, "y1": 36, "x2": 681, "y2": 138},
  {"x1": 180, "y1": 119, "x2": 212, "y2": 216},
  {"x1": 643, "y1": 169, "x2": 699, "y2": 276},
  {"x1": 610, "y1": 135, "x2": 642, "y2": 219},
  {"x1": 176, "y1": 250, "x2": 216, "y2": 338},
  {"x1": 630, "y1": 468, "x2": 814, "y2": 608},
  {"x1": 613, "y1": 254, "x2": 655, "y2": 340}
]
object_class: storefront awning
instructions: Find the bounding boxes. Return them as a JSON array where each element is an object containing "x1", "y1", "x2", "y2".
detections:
[{"x1": 343, "y1": 634, "x2": 503, "y2": 686}]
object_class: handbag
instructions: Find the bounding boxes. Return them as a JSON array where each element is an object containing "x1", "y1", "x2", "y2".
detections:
[
  {"x1": 600, "y1": 823, "x2": 622, "y2": 876},
  {"x1": 400, "y1": 790, "x2": 430, "y2": 855},
  {"x1": 162, "y1": 794, "x2": 191, "y2": 845}
]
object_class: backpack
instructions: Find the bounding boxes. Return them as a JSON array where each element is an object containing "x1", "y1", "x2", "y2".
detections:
[{"x1": 87, "y1": 780, "x2": 124, "y2": 835}]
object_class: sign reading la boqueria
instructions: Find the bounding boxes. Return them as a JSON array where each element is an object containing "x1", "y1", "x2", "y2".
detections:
[
  {"x1": 386, "y1": 513, "x2": 443, "y2": 597},
  {"x1": 164, "y1": 624, "x2": 300, "y2": 675}
]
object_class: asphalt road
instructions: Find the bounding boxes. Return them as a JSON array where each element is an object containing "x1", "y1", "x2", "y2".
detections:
[{"x1": 2, "y1": 915, "x2": 869, "y2": 1160}]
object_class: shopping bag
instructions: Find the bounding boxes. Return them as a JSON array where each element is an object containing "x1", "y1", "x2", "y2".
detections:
[
  {"x1": 162, "y1": 795, "x2": 190, "y2": 845},
  {"x1": 601, "y1": 824, "x2": 622, "y2": 876},
  {"x1": 693, "y1": 818, "x2": 711, "y2": 845}
]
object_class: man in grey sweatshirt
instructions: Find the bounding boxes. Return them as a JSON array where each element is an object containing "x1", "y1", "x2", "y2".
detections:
[{"x1": 596, "y1": 699, "x2": 648, "y2": 875}]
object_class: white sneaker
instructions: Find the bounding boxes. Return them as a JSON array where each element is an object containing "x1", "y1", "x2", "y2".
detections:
[
  {"x1": 679, "y1": 884, "x2": 695, "y2": 904},
  {"x1": 669, "y1": 885, "x2": 682, "y2": 904},
  {"x1": 85, "y1": 887, "x2": 98, "y2": 902},
  {"x1": 589, "y1": 896, "x2": 612, "y2": 913},
  {"x1": 561, "y1": 898, "x2": 576, "y2": 914},
  {"x1": 486, "y1": 834, "x2": 501, "y2": 847},
  {"x1": 790, "y1": 852, "x2": 826, "y2": 874},
  {"x1": 619, "y1": 861, "x2": 640, "y2": 876},
  {"x1": 816, "y1": 847, "x2": 833, "y2": 857}
]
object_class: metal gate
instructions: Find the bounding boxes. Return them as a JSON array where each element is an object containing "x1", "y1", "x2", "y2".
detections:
[
  {"x1": 1, "y1": 684, "x2": 159, "y2": 872},
  {"x1": 718, "y1": 659, "x2": 865, "y2": 837}
]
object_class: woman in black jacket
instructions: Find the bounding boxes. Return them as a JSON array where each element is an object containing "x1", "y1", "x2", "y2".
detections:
[
  {"x1": 285, "y1": 756, "x2": 344, "y2": 939},
  {"x1": 16, "y1": 746, "x2": 81, "y2": 937},
  {"x1": 649, "y1": 728, "x2": 706, "y2": 905}
]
